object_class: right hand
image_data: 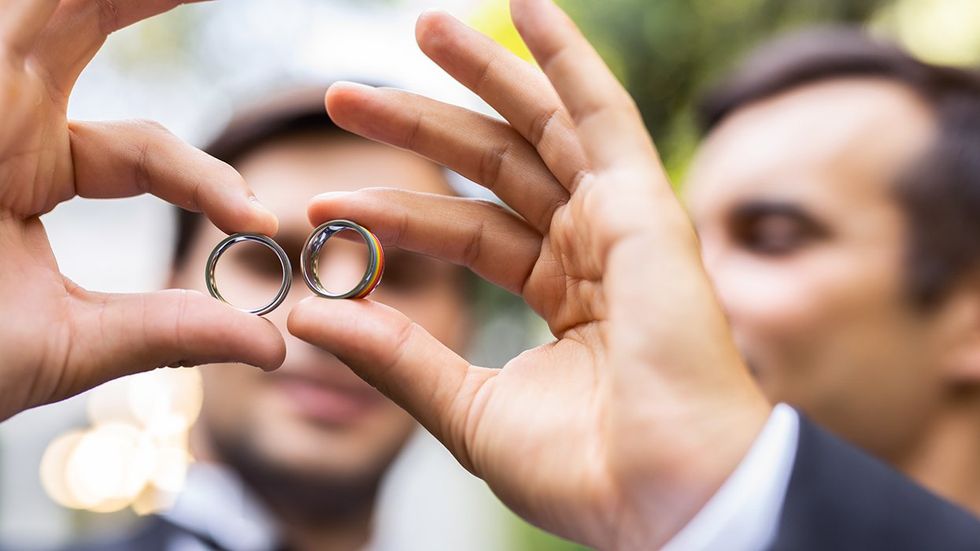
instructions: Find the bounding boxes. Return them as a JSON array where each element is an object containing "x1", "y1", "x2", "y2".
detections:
[{"x1": 289, "y1": 1, "x2": 771, "y2": 548}]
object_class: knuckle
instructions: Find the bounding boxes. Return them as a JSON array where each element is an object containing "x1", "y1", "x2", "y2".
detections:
[
  {"x1": 378, "y1": 318, "x2": 418, "y2": 378},
  {"x1": 129, "y1": 118, "x2": 170, "y2": 135},
  {"x1": 473, "y1": 53, "x2": 498, "y2": 96},
  {"x1": 528, "y1": 106, "x2": 562, "y2": 149},
  {"x1": 401, "y1": 110, "x2": 423, "y2": 151},
  {"x1": 477, "y1": 141, "x2": 511, "y2": 190},
  {"x1": 460, "y1": 219, "x2": 485, "y2": 266},
  {"x1": 95, "y1": 0, "x2": 122, "y2": 35}
]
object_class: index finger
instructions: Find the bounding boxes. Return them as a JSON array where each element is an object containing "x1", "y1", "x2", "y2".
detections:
[
  {"x1": 308, "y1": 188, "x2": 541, "y2": 296},
  {"x1": 70, "y1": 119, "x2": 278, "y2": 236},
  {"x1": 415, "y1": 10, "x2": 588, "y2": 191}
]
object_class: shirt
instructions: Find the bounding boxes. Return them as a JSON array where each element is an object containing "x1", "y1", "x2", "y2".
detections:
[{"x1": 664, "y1": 403, "x2": 800, "y2": 550}]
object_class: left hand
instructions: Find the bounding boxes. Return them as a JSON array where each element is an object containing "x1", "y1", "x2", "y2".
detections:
[{"x1": 0, "y1": 0, "x2": 286, "y2": 420}]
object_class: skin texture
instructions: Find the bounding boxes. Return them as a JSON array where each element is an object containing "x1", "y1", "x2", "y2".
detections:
[
  {"x1": 3, "y1": 1, "x2": 886, "y2": 548},
  {"x1": 686, "y1": 78, "x2": 980, "y2": 514},
  {"x1": 0, "y1": 0, "x2": 286, "y2": 420},
  {"x1": 287, "y1": 2, "x2": 771, "y2": 548},
  {"x1": 173, "y1": 134, "x2": 470, "y2": 551}
]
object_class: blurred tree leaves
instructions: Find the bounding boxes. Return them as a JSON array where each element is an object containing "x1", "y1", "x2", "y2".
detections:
[
  {"x1": 873, "y1": 0, "x2": 980, "y2": 66},
  {"x1": 105, "y1": 7, "x2": 203, "y2": 68},
  {"x1": 561, "y1": 0, "x2": 888, "y2": 178},
  {"x1": 471, "y1": 0, "x2": 535, "y2": 62}
]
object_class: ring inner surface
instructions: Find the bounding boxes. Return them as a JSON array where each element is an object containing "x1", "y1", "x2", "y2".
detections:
[
  {"x1": 206, "y1": 234, "x2": 291, "y2": 316},
  {"x1": 303, "y1": 222, "x2": 377, "y2": 299}
]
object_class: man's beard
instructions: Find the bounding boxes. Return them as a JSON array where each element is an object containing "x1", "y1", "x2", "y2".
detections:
[{"x1": 207, "y1": 427, "x2": 385, "y2": 527}]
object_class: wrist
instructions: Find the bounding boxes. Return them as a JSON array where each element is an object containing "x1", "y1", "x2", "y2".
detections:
[{"x1": 605, "y1": 384, "x2": 773, "y2": 550}]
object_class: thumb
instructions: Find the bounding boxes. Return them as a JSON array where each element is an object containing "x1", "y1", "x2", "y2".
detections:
[
  {"x1": 57, "y1": 288, "x2": 285, "y2": 401},
  {"x1": 288, "y1": 297, "x2": 493, "y2": 470}
]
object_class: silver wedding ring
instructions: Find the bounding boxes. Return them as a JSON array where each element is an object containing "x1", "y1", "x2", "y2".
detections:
[
  {"x1": 205, "y1": 234, "x2": 292, "y2": 316},
  {"x1": 205, "y1": 220, "x2": 384, "y2": 315}
]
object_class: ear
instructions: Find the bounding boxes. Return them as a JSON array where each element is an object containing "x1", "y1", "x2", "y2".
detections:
[{"x1": 936, "y1": 279, "x2": 980, "y2": 384}]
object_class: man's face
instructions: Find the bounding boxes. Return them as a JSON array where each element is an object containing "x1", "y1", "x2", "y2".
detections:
[
  {"x1": 685, "y1": 78, "x2": 947, "y2": 460},
  {"x1": 174, "y1": 132, "x2": 469, "y2": 484}
]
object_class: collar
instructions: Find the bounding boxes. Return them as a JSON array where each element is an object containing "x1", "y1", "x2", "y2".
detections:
[{"x1": 162, "y1": 461, "x2": 281, "y2": 551}]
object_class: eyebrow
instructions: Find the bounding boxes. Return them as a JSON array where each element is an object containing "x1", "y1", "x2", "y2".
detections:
[
  {"x1": 731, "y1": 199, "x2": 809, "y2": 219},
  {"x1": 727, "y1": 199, "x2": 830, "y2": 234},
  {"x1": 730, "y1": 200, "x2": 812, "y2": 221}
]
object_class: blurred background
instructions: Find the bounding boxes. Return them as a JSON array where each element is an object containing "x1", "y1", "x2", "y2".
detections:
[{"x1": 2, "y1": 0, "x2": 980, "y2": 549}]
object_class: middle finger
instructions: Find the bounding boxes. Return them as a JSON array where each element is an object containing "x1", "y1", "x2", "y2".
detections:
[
  {"x1": 415, "y1": 10, "x2": 589, "y2": 191},
  {"x1": 325, "y1": 82, "x2": 568, "y2": 235}
]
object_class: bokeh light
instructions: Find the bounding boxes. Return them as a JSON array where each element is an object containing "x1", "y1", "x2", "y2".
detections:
[
  {"x1": 40, "y1": 369, "x2": 203, "y2": 514},
  {"x1": 874, "y1": 0, "x2": 980, "y2": 65}
]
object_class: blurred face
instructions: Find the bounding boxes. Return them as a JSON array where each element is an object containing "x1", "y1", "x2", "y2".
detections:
[
  {"x1": 174, "y1": 132, "x2": 469, "y2": 485},
  {"x1": 685, "y1": 78, "x2": 946, "y2": 460}
]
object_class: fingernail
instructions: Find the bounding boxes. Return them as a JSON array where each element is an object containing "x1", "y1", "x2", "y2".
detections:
[
  {"x1": 249, "y1": 195, "x2": 277, "y2": 221},
  {"x1": 249, "y1": 194, "x2": 270, "y2": 211},
  {"x1": 331, "y1": 81, "x2": 377, "y2": 94},
  {"x1": 418, "y1": 8, "x2": 463, "y2": 33},
  {"x1": 420, "y1": 8, "x2": 451, "y2": 17},
  {"x1": 419, "y1": 8, "x2": 457, "y2": 24}
]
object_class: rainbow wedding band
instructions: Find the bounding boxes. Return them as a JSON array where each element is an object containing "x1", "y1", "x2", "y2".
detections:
[
  {"x1": 301, "y1": 219, "x2": 385, "y2": 300},
  {"x1": 205, "y1": 219, "x2": 384, "y2": 315}
]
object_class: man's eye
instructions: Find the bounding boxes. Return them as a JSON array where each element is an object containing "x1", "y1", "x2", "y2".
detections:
[
  {"x1": 380, "y1": 250, "x2": 463, "y2": 293},
  {"x1": 734, "y1": 214, "x2": 814, "y2": 256},
  {"x1": 228, "y1": 243, "x2": 289, "y2": 279},
  {"x1": 381, "y1": 263, "x2": 429, "y2": 291}
]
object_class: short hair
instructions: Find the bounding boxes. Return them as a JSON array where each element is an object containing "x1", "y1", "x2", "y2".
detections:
[
  {"x1": 173, "y1": 85, "x2": 479, "y2": 300},
  {"x1": 173, "y1": 86, "x2": 344, "y2": 268},
  {"x1": 698, "y1": 27, "x2": 980, "y2": 308}
]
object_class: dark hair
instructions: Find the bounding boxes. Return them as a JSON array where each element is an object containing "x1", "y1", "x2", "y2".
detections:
[
  {"x1": 698, "y1": 26, "x2": 980, "y2": 308},
  {"x1": 173, "y1": 86, "x2": 343, "y2": 267},
  {"x1": 173, "y1": 85, "x2": 478, "y2": 299}
]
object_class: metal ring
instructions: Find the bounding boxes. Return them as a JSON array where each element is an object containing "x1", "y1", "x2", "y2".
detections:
[
  {"x1": 301, "y1": 219, "x2": 384, "y2": 299},
  {"x1": 205, "y1": 234, "x2": 292, "y2": 316}
]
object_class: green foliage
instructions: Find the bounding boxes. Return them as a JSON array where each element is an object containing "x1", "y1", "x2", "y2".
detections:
[
  {"x1": 507, "y1": 507, "x2": 594, "y2": 551},
  {"x1": 562, "y1": 0, "x2": 890, "y2": 176}
]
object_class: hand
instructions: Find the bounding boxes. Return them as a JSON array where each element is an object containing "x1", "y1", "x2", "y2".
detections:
[
  {"x1": 0, "y1": 0, "x2": 285, "y2": 420},
  {"x1": 288, "y1": 0, "x2": 770, "y2": 547}
]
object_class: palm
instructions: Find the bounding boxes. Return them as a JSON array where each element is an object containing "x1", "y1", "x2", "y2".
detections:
[
  {"x1": 0, "y1": 216, "x2": 72, "y2": 412},
  {"x1": 473, "y1": 336, "x2": 608, "y2": 532},
  {"x1": 458, "y1": 174, "x2": 680, "y2": 540},
  {"x1": 0, "y1": 64, "x2": 72, "y2": 217},
  {"x1": 523, "y1": 192, "x2": 605, "y2": 332},
  {"x1": 0, "y1": 51, "x2": 91, "y2": 411}
]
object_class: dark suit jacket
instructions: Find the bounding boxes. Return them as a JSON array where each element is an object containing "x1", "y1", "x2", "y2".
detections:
[
  {"x1": 770, "y1": 415, "x2": 980, "y2": 550},
  {"x1": 18, "y1": 415, "x2": 980, "y2": 551},
  {"x1": 54, "y1": 516, "x2": 228, "y2": 551}
]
